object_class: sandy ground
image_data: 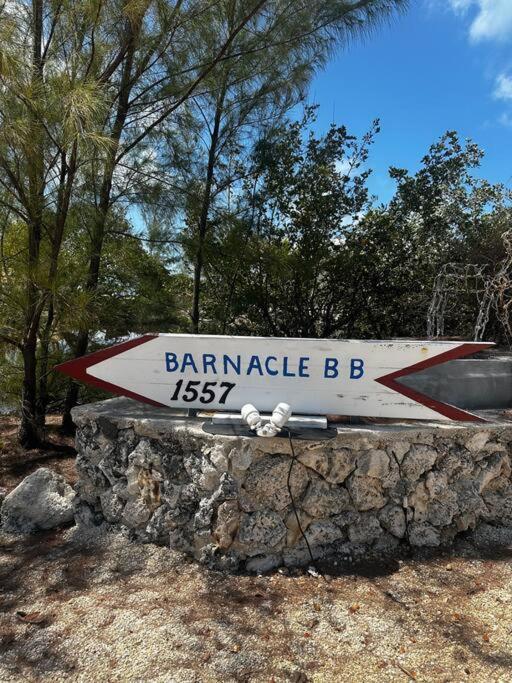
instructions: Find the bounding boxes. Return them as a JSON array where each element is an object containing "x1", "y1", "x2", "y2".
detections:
[
  {"x1": 1, "y1": 523, "x2": 512, "y2": 683},
  {"x1": 1, "y1": 416, "x2": 512, "y2": 682}
]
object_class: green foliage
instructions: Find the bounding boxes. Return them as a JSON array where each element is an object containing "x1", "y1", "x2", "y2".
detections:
[
  {"x1": 200, "y1": 123, "x2": 512, "y2": 343},
  {"x1": 12, "y1": 0, "x2": 512, "y2": 441},
  {"x1": 200, "y1": 110, "x2": 376, "y2": 336},
  {"x1": 3, "y1": 0, "x2": 411, "y2": 434}
]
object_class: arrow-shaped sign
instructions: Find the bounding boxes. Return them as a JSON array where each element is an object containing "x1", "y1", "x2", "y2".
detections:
[{"x1": 55, "y1": 334, "x2": 494, "y2": 421}]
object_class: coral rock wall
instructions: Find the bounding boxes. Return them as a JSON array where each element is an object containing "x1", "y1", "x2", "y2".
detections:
[{"x1": 72, "y1": 399, "x2": 512, "y2": 571}]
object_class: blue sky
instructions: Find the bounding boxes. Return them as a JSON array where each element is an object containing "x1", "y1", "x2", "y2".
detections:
[{"x1": 309, "y1": 0, "x2": 512, "y2": 203}]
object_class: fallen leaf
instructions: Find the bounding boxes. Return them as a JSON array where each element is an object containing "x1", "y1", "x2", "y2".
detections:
[
  {"x1": 395, "y1": 661, "x2": 417, "y2": 681},
  {"x1": 15, "y1": 611, "x2": 46, "y2": 625}
]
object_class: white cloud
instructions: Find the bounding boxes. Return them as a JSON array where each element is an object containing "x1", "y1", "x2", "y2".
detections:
[
  {"x1": 498, "y1": 112, "x2": 512, "y2": 128},
  {"x1": 449, "y1": 0, "x2": 472, "y2": 11},
  {"x1": 494, "y1": 74, "x2": 512, "y2": 100},
  {"x1": 444, "y1": 1, "x2": 512, "y2": 126},
  {"x1": 449, "y1": 0, "x2": 512, "y2": 42},
  {"x1": 335, "y1": 158, "x2": 353, "y2": 176}
]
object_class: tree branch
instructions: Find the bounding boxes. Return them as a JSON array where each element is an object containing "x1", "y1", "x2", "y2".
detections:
[{"x1": 116, "y1": 0, "x2": 269, "y2": 164}]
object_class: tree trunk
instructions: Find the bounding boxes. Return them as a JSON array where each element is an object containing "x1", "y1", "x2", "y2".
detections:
[
  {"x1": 61, "y1": 28, "x2": 137, "y2": 429},
  {"x1": 61, "y1": 330, "x2": 88, "y2": 434},
  {"x1": 19, "y1": 337, "x2": 41, "y2": 448},
  {"x1": 38, "y1": 145, "x2": 77, "y2": 431},
  {"x1": 18, "y1": 0, "x2": 45, "y2": 447},
  {"x1": 191, "y1": 256, "x2": 204, "y2": 333},
  {"x1": 190, "y1": 80, "x2": 226, "y2": 333},
  {"x1": 36, "y1": 300, "x2": 54, "y2": 430}
]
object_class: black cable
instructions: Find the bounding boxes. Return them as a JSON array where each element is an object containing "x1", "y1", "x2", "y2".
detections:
[
  {"x1": 388, "y1": 449, "x2": 410, "y2": 543},
  {"x1": 285, "y1": 427, "x2": 316, "y2": 566}
]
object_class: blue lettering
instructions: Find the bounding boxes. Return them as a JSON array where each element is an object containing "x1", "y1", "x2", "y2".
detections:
[
  {"x1": 223, "y1": 354, "x2": 241, "y2": 375},
  {"x1": 324, "y1": 358, "x2": 339, "y2": 378},
  {"x1": 203, "y1": 354, "x2": 217, "y2": 374},
  {"x1": 265, "y1": 356, "x2": 278, "y2": 376},
  {"x1": 350, "y1": 358, "x2": 364, "y2": 379},
  {"x1": 283, "y1": 356, "x2": 295, "y2": 377},
  {"x1": 247, "y1": 355, "x2": 264, "y2": 376},
  {"x1": 182, "y1": 353, "x2": 198, "y2": 373},
  {"x1": 165, "y1": 352, "x2": 178, "y2": 372},
  {"x1": 298, "y1": 357, "x2": 310, "y2": 377}
]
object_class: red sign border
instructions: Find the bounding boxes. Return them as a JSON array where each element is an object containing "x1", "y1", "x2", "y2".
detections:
[
  {"x1": 375, "y1": 342, "x2": 494, "y2": 422},
  {"x1": 55, "y1": 334, "x2": 166, "y2": 407}
]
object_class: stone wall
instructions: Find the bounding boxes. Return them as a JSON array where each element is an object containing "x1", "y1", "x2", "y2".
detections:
[{"x1": 72, "y1": 398, "x2": 512, "y2": 572}]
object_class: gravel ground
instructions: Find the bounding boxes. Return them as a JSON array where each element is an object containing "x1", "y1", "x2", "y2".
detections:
[{"x1": 1, "y1": 525, "x2": 512, "y2": 683}]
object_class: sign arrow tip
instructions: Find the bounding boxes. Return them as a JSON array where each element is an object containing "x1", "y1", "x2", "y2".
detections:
[{"x1": 54, "y1": 334, "x2": 166, "y2": 407}]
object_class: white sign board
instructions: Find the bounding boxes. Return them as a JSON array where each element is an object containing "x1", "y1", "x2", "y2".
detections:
[{"x1": 55, "y1": 334, "x2": 493, "y2": 421}]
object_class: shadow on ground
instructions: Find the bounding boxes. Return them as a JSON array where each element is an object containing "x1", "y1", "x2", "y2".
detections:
[{"x1": 1, "y1": 526, "x2": 512, "y2": 682}]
